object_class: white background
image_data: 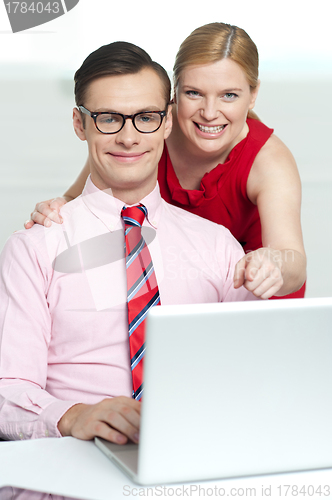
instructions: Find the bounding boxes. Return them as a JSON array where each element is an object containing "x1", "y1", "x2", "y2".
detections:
[
  {"x1": 0, "y1": 0, "x2": 331, "y2": 296},
  {"x1": 1, "y1": 0, "x2": 332, "y2": 78}
]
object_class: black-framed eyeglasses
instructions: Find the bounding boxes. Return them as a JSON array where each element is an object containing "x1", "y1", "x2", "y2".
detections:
[{"x1": 78, "y1": 106, "x2": 167, "y2": 134}]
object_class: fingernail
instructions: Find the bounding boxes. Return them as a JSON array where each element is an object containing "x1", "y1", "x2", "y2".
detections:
[
  {"x1": 48, "y1": 211, "x2": 57, "y2": 221},
  {"x1": 134, "y1": 432, "x2": 139, "y2": 442},
  {"x1": 116, "y1": 434, "x2": 126, "y2": 444},
  {"x1": 44, "y1": 220, "x2": 51, "y2": 227}
]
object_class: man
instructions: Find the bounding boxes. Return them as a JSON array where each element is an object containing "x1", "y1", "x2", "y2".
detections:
[{"x1": 0, "y1": 42, "x2": 255, "y2": 445}]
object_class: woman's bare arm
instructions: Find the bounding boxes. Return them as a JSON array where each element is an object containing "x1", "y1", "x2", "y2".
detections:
[
  {"x1": 63, "y1": 159, "x2": 90, "y2": 202},
  {"x1": 24, "y1": 160, "x2": 90, "y2": 228},
  {"x1": 234, "y1": 134, "x2": 306, "y2": 298}
]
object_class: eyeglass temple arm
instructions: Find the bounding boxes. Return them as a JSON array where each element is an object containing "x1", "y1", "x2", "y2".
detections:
[{"x1": 78, "y1": 106, "x2": 91, "y2": 117}]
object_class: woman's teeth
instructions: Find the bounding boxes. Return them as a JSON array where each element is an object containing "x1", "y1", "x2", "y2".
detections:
[{"x1": 197, "y1": 124, "x2": 226, "y2": 133}]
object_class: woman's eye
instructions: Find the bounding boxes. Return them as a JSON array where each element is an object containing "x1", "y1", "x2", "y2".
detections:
[
  {"x1": 223, "y1": 93, "x2": 238, "y2": 100},
  {"x1": 185, "y1": 90, "x2": 200, "y2": 97}
]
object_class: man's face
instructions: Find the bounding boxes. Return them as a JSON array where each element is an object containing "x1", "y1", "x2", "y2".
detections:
[{"x1": 73, "y1": 69, "x2": 172, "y2": 203}]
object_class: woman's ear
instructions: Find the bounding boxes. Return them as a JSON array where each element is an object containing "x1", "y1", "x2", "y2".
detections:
[
  {"x1": 163, "y1": 104, "x2": 173, "y2": 140},
  {"x1": 73, "y1": 108, "x2": 87, "y2": 141},
  {"x1": 249, "y1": 80, "x2": 260, "y2": 110}
]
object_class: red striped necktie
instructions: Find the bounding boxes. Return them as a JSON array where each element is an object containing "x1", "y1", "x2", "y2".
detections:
[{"x1": 121, "y1": 204, "x2": 160, "y2": 400}]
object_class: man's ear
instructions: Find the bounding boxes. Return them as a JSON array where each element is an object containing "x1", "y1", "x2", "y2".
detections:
[
  {"x1": 73, "y1": 108, "x2": 87, "y2": 141},
  {"x1": 248, "y1": 80, "x2": 260, "y2": 110},
  {"x1": 163, "y1": 105, "x2": 173, "y2": 140}
]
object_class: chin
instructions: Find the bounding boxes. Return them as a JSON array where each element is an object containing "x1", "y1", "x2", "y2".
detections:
[{"x1": 196, "y1": 140, "x2": 226, "y2": 154}]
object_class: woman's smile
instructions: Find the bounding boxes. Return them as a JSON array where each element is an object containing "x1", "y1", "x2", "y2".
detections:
[
  {"x1": 175, "y1": 58, "x2": 259, "y2": 158},
  {"x1": 194, "y1": 122, "x2": 227, "y2": 137}
]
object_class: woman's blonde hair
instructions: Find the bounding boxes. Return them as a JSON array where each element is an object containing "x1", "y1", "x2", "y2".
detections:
[{"x1": 173, "y1": 22, "x2": 260, "y2": 120}]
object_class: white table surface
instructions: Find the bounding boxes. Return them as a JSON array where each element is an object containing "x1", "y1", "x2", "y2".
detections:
[{"x1": 1, "y1": 437, "x2": 332, "y2": 500}]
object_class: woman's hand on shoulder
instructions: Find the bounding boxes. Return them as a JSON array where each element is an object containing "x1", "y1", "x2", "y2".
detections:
[
  {"x1": 24, "y1": 197, "x2": 68, "y2": 229},
  {"x1": 233, "y1": 248, "x2": 284, "y2": 299}
]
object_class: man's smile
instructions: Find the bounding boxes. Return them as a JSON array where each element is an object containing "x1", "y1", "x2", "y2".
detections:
[{"x1": 107, "y1": 151, "x2": 148, "y2": 163}]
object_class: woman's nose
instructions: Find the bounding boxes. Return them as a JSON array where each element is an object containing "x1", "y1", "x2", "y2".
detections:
[{"x1": 200, "y1": 97, "x2": 222, "y2": 121}]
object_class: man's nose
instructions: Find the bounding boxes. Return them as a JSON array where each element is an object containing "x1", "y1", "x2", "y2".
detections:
[{"x1": 115, "y1": 118, "x2": 140, "y2": 147}]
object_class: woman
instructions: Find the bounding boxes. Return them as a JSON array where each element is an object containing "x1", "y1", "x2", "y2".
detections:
[{"x1": 25, "y1": 22, "x2": 306, "y2": 300}]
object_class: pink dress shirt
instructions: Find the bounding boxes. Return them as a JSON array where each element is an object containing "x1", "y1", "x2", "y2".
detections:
[{"x1": 0, "y1": 177, "x2": 256, "y2": 440}]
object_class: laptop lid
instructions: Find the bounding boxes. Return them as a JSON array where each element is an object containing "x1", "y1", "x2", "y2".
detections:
[{"x1": 97, "y1": 297, "x2": 332, "y2": 485}]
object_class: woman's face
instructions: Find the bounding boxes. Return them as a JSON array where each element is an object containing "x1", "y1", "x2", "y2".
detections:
[{"x1": 175, "y1": 58, "x2": 259, "y2": 158}]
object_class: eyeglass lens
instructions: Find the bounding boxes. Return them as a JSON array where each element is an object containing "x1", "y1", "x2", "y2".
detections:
[{"x1": 96, "y1": 112, "x2": 162, "y2": 134}]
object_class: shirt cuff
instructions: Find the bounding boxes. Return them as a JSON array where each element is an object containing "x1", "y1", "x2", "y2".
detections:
[{"x1": 31, "y1": 400, "x2": 83, "y2": 439}]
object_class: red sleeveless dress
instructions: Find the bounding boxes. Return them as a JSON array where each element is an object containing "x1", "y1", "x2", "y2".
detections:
[{"x1": 157, "y1": 118, "x2": 305, "y2": 299}]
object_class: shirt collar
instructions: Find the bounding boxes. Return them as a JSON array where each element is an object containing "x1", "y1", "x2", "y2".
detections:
[{"x1": 81, "y1": 176, "x2": 162, "y2": 231}]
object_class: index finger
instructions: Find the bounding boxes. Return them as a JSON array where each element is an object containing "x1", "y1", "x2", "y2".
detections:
[{"x1": 233, "y1": 255, "x2": 247, "y2": 288}]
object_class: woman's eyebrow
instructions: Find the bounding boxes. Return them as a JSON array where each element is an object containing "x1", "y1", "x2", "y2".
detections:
[{"x1": 182, "y1": 85, "x2": 243, "y2": 92}]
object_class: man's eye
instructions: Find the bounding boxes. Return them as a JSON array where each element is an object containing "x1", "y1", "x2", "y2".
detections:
[
  {"x1": 137, "y1": 114, "x2": 158, "y2": 124},
  {"x1": 99, "y1": 115, "x2": 118, "y2": 124},
  {"x1": 139, "y1": 115, "x2": 152, "y2": 123}
]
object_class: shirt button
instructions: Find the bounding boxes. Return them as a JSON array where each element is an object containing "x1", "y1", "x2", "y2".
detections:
[
  {"x1": 45, "y1": 429, "x2": 49, "y2": 437},
  {"x1": 152, "y1": 221, "x2": 158, "y2": 227},
  {"x1": 19, "y1": 432, "x2": 24, "y2": 440}
]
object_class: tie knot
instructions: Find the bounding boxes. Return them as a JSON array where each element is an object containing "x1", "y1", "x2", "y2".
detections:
[{"x1": 121, "y1": 204, "x2": 147, "y2": 228}]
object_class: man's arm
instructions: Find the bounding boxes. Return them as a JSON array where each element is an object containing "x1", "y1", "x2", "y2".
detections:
[
  {"x1": 215, "y1": 228, "x2": 260, "y2": 303},
  {"x1": 0, "y1": 232, "x2": 82, "y2": 439},
  {"x1": 0, "y1": 379, "x2": 79, "y2": 440},
  {"x1": 0, "y1": 232, "x2": 140, "y2": 443}
]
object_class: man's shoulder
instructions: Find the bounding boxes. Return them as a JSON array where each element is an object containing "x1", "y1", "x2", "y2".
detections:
[
  {"x1": 7, "y1": 223, "x2": 49, "y2": 247},
  {"x1": 58, "y1": 195, "x2": 92, "y2": 233},
  {"x1": 0, "y1": 225, "x2": 51, "y2": 273},
  {"x1": 161, "y1": 200, "x2": 230, "y2": 233},
  {"x1": 59, "y1": 195, "x2": 84, "y2": 218},
  {"x1": 160, "y1": 200, "x2": 243, "y2": 252},
  {"x1": 2, "y1": 197, "x2": 86, "y2": 262}
]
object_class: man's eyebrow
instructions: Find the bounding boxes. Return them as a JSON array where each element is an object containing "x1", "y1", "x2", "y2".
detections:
[{"x1": 93, "y1": 105, "x2": 164, "y2": 113}]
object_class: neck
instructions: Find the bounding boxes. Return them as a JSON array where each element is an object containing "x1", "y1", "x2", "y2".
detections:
[
  {"x1": 90, "y1": 169, "x2": 158, "y2": 206},
  {"x1": 91, "y1": 177, "x2": 157, "y2": 206},
  {"x1": 113, "y1": 190, "x2": 149, "y2": 206}
]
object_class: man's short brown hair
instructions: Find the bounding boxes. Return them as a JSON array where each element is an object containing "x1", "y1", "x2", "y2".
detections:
[{"x1": 74, "y1": 41, "x2": 171, "y2": 107}]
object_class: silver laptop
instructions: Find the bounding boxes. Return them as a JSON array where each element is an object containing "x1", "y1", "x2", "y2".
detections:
[{"x1": 95, "y1": 297, "x2": 332, "y2": 485}]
